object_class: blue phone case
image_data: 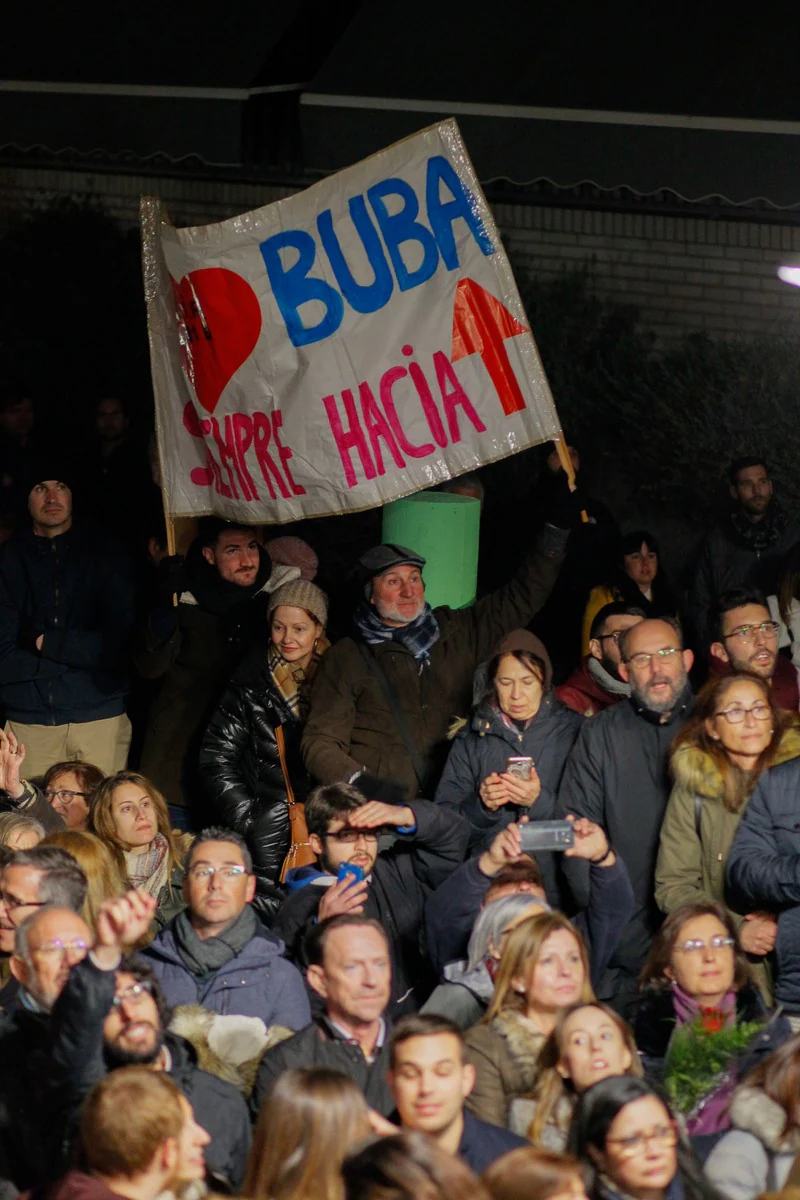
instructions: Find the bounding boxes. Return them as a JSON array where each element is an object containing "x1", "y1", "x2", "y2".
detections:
[{"x1": 337, "y1": 863, "x2": 365, "y2": 885}]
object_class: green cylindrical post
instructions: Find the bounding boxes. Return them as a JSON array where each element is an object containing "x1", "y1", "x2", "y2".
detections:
[{"x1": 381, "y1": 492, "x2": 481, "y2": 609}]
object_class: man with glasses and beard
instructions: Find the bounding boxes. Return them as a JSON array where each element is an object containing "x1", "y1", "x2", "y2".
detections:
[
  {"x1": 273, "y1": 782, "x2": 469, "y2": 1016},
  {"x1": 709, "y1": 587, "x2": 798, "y2": 710},
  {"x1": 43, "y1": 890, "x2": 251, "y2": 1190},
  {"x1": 558, "y1": 618, "x2": 694, "y2": 1018},
  {"x1": 557, "y1": 602, "x2": 646, "y2": 717}
]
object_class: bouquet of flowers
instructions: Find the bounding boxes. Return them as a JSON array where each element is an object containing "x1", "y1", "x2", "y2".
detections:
[{"x1": 664, "y1": 1009, "x2": 762, "y2": 1120}]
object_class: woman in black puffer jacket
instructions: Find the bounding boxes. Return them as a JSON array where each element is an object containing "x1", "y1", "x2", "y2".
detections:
[{"x1": 199, "y1": 579, "x2": 329, "y2": 914}]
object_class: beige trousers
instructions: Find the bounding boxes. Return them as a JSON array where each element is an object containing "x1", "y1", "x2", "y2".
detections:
[{"x1": 6, "y1": 714, "x2": 133, "y2": 779}]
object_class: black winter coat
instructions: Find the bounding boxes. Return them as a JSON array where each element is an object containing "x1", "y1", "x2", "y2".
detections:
[
  {"x1": 558, "y1": 686, "x2": 694, "y2": 999},
  {"x1": 199, "y1": 646, "x2": 305, "y2": 906},
  {"x1": 0, "y1": 525, "x2": 134, "y2": 724},
  {"x1": 46, "y1": 956, "x2": 252, "y2": 1189},
  {"x1": 0, "y1": 1005, "x2": 65, "y2": 1190},
  {"x1": 273, "y1": 800, "x2": 470, "y2": 1015}
]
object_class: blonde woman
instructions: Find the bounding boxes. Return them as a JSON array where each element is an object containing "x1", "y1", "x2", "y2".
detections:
[
  {"x1": 42, "y1": 829, "x2": 126, "y2": 928},
  {"x1": 90, "y1": 771, "x2": 192, "y2": 930},
  {"x1": 464, "y1": 911, "x2": 593, "y2": 1129},
  {"x1": 245, "y1": 1067, "x2": 371, "y2": 1200}
]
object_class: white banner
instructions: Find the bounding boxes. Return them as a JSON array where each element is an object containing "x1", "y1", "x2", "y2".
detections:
[{"x1": 141, "y1": 119, "x2": 563, "y2": 523}]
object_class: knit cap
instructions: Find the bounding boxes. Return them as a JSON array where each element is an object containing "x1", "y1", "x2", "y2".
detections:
[
  {"x1": 23, "y1": 453, "x2": 76, "y2": 498},
  {"x1": 267, "y1": 579, "x2": 328, "y2": 628}
]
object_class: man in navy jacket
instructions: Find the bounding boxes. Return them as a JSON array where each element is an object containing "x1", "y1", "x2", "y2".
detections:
[{"x1": 0, "y1": 457, "x2": 135, "y2": 775}]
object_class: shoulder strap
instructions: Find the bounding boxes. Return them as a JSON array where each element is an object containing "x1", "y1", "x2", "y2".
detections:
[
  {"x1": 694, "y1": 794, "x2": 702, "y2": 840},
  {"x1": 275, "y1": 725, "x2": 296, "y2": 805},
  {"x1": 356, "y1": 641, "x2": 427, "y2": 794}
]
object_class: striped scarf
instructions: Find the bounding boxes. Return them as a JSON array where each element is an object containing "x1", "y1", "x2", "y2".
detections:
[
  {"x1": 353, "y1": 600, "x2": 440, "y2": 664},
  {"x1": 268, "y1": 638, "x2": 328, "y2": 720}
]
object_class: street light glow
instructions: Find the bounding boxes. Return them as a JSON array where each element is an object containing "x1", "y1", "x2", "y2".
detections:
[{"x1": 777, "y1": 265, "x2": 800, "y2": 288}]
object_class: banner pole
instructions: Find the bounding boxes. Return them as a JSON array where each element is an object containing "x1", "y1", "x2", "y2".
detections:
[{"x1": 554, "y1": 433, "x2": 589, "y2": 524}]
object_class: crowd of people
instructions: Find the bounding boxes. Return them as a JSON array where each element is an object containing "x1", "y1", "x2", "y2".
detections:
[{"x1": 3, "y1": 392, "x2": 800, "y2": 1200}]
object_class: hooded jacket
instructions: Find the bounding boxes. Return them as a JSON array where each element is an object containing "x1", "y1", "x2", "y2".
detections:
[
  {"x1": 704, "y1": 1083, "x2": 800, "y2": 1200},
  {"x1": 198, "y1": 643, "x2": 314, "y2": 905},
  {"x1": 556, "y1": 655, "x2": 630, "y2": 718},
  {"x1": 136, "y1": 541, "x2": 298, "y2": 808},
  {"x1": 142, "y1": 918, "x2": 310, "y2": 1029},
  {"x1": 464, "y1": 1009, "x2": 546, "y2": 1129},
  {"x1": 434, "y1": 631, "x2": 581, "y2": 904},
  {"x1": 301, "y1": 528, "x2": 566, "y2": 797},
  {"x1": 656, "y1": 724, "x2": 800, "y2": 922},
  {"x1": 0, "y1": 525, "x2": 134, "y2": 725},
  {"x1": 558, "y1": 684, "x2": 694, "y2": 999}
]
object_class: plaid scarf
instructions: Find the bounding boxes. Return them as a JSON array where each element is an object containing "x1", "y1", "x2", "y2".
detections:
[
  {"x1": 268, "y1": 637, "x2": 329, "y2": 720},
  {"x1": 353, "y1": 600, "x2": 440, "y2": 664},
  {"x1": 123, "y1": 833, "x2": 170, "y2": 900}
]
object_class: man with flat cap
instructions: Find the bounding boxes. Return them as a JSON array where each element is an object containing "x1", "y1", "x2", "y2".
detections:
[
  {"x1": 0, "y1": 457, "x2": 135, "y2": 775},
  {"x1": 302, "y1": 500, "x2": 571, "y2": 798}
]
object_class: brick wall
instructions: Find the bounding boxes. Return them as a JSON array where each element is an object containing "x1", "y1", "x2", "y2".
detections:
[{"x1": 4, "y1": 163, "x2": 800, "y2": 340}]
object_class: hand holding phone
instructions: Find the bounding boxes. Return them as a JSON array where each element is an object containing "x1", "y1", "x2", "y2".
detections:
[{"x1": 519, "y1": 820, "x2": 575, "y2": 853}]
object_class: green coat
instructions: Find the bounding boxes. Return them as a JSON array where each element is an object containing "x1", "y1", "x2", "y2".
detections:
[
  {"x1": 655, "y1": 725, "x2": 800, "y2": 920},
  {"x1": 301, "y1": 530, "x2": 565, "y2": 797}
]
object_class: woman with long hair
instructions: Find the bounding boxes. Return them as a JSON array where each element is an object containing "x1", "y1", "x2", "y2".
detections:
[
  {"x1": 245, "y1": 1067, "x2": 371, "y2": 1200},
  {"x1": 581, "y1": 531, "x2": 677, "y2": 654},
  {"x1": 657, "y1": 673, "x2": 799, "y2": 981},
  {"x1": 200, "y1": 579, "x2": 329, "y2": 906},
  {"x1": 483, "y1": 1147, "x2": 589, "y2": 1200},
  {"x1": 569, "y1": 1076, "x2": 720, "y2": 1200},
  {"x1": 510, "y1": 1002, "x2": 642, "y2": 1148},
  {"x1": 705, "y1": 1037, "x2": 800, "y2": 1200},
  {"x1": 42, "y1": 828, "x2": 126, "y2": 928},
  {"x1": 90, "y1": 771, "x2": 191, "y2": 931},
  {"x1": 464, "y1": 911, "x2": 593, "y2": 1129}
]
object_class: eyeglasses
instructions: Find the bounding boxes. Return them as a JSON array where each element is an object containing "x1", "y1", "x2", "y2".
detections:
[
  {"x1": 32, "y1": 938, "x2": 90, "y2": 960},
  {"x1": 675, "y1": 936, "x2": 735, "y2": 954},
  {"x1": 714, "y1": 703, "x2": 772, "y2": 724},
  {"x1": 624, "y1": 647, "x2": 681, "y2": 669},
  {"x1": 597, "y1": 631, "x2": 624, "y2": 644},
  {"x1": 724, "y1": 621, "x2": 779, "y2": 642},
  {"x1": 0, "y1": 891, "x2": 46, "y2": 912},
  {"x1": 607, "y1": 1122, "x2": 678, "y2": 1159},
  {"x1": 325, "y1": 828, "x2": 381, "y2": 843},
  {"x1": 111, "y1": 981, "x2": 154, "y2": 1008},
  {"x1": 187, "y1": 865, "x2": 249, "y2": 881},
  {"x1": 45, "y1": 789, "x2": 87, "y2": 805}
]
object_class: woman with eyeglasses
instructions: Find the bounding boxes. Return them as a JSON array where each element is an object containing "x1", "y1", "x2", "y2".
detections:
[
  {"x1": 656, "y1": 674, "x2": 800, "y2": 992},
  {"x1": 90, "y1": 771, "x2": 192, "y2": 933},
  {"x1": 632, "y1": 901, "x2": 783, "y2": 1091},
  {"x1": 581, "y1": 531, "x2": 678, "y2": 655},
  {"x1": 704, "y1": 1036, "x2": 800, "y2": 1200},
  {"x1": 43, "y1": 760, "x2": 106, "y2": 831},
  {"x1": 568, "y1": 1076, "x2": 719, "y2": 1200}
]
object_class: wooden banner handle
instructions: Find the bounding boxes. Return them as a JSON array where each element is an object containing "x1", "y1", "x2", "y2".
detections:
[{"x1": 554, "y1": 433, "x2": 589, "y2": 524}]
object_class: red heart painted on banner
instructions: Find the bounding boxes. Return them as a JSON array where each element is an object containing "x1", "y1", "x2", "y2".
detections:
[{"x1": 170, "y1": 268, "x2": 262, "y2": 414}]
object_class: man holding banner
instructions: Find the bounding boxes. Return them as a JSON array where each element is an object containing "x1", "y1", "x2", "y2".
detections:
[{"x1": 302, "y1": 515, "x2": 571, "y2": 798}]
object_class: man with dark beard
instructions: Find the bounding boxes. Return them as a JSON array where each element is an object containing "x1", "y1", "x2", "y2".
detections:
[
  {"x1": 708, "y1": 587, "x2": 798, "y2": 710},
  {"x1": 558, "y1": 618, "x2": 694, "y2": 1017},
  {"x1": 45, "y1": 891, "x2": 250, "y2": 1190},
  {"x1": 557, "y1": 602, "x2": 645, "y2": 717}
]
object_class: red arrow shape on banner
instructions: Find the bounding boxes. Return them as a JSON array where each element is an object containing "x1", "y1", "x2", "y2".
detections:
[{"x1": 451, "y1": 278, "x2": 529, "y2": 416}]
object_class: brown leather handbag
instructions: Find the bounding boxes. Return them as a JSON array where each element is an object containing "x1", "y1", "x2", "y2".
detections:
[{"x1": 276, "y1": 725, "x2": 317, "y2": 883}]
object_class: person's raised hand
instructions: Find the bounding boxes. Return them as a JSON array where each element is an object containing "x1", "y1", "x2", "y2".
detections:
[
  {"x1": 317, "y1": 874, "x2": 369, "y2": 922},
  {"x1": 479, "y1": 773, "x2": 512, "y2": 812},
  {"x1": 563, "y1": 815, "x2": 614, "y2": 865},
  {"x1": 0, "y1": 728, "x2": 25, "y2": 800},
  {"x1": 347, "y1": 801, "x2": 415, "y2": 829},
  {"x1": 479, "y1": 822, "x2": 527, "y2": 876},
  {"x1": 94, "y1": 890, "x2": 157, "y2": 968},
  {"x1": 741, "y1": 913, "x2": 778, "y2": 957},
  {"x1": 499, "y1": 766, "x2": 542, "y2": 809}
]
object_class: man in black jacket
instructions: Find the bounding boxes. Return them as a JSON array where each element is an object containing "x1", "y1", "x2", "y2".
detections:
[
  {"x1": 0, "y1": 458, "x2": 136, "y2": 776},
  {"x1": 273, "y1": 782, "x2": 470, "y2": 1014},
  {"x1": 558, "y1": 617, "x2": 693, "y2": 1016},
  {"x1": 252, "y1": 914, "x2": 393, "y2": 1119},
  {"x1": 45, "y1": 891, "x2": 251, "y2": 1190},
  {"x1": 388, "y1": 1014, "x2": 526, "y2": 1174}
]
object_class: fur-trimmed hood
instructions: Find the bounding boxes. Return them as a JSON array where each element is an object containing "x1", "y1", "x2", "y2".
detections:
[
  {"x1": 671, "y1": 723, "x2": 800, "y2": 801},
  {"x1": 490, "y1": 1010, "x2": 547, "y2": 1092},
  {"x1": 728, "y1": 1083, "x2": 800, "y2": 1152},
  {"x1": 169, "y1": 1003, "x2": 293, "y2": 1097}
]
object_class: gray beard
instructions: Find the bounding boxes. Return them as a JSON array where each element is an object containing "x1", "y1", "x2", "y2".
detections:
[{"x1": 631, "y1": 671, "x2": 687, "y2": 714}]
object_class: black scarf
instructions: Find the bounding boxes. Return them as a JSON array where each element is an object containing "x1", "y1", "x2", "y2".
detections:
[
  {"x1": 729, "y1": 500, "x2": 789, "y2": 554},
  {"x1": 172, "y1": 904, "x2": 259, "y2": 979}
]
